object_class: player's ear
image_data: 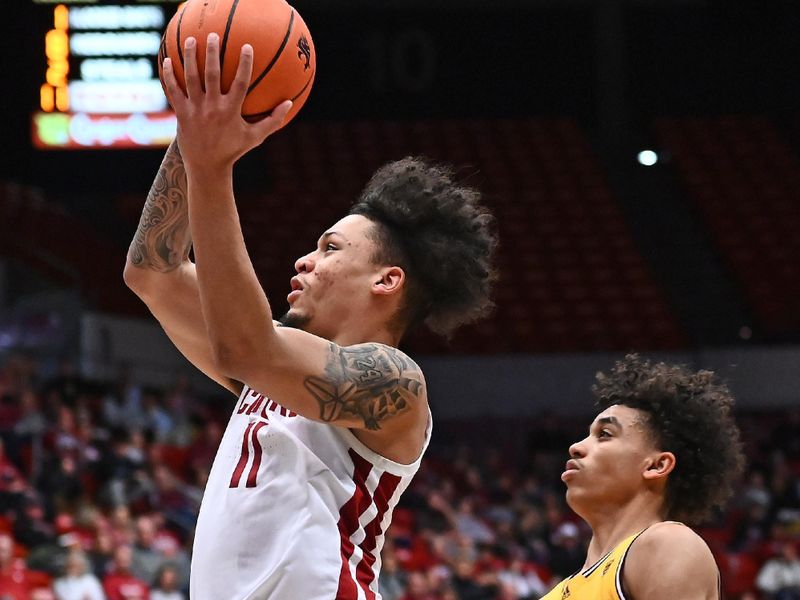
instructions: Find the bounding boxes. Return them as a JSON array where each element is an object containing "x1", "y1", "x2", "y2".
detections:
[
  {"x1": 643, "y1": 451, "x2": 676, "y2": 481},
  {"x1": 372, "y1": 266, "x2": 405, "y2": 296}
]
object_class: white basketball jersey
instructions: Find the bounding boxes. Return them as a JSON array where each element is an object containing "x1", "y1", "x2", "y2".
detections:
[{"x1": 190, "y1": 384, "x2": 432, "y2": 600}]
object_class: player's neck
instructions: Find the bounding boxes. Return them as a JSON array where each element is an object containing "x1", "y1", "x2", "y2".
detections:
[
  {"x1": 329, "y1": 318, "x2": 401, "y2": 348},
  {"x1": 582, "y1": 499, "x2": 663, "y2": 568}
]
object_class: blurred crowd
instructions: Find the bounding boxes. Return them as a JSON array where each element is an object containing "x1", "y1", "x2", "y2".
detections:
[{"x1": 0, "y1": 353, "x2": 798, "y2": 600}]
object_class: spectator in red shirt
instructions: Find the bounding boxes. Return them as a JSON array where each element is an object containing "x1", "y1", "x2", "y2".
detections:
[
  {"x1": 0, "y1": 533, "x2": 31, "y2": 600},
  {"x1": 103, "y1": 544, "x2": 148, "y2": 600}
]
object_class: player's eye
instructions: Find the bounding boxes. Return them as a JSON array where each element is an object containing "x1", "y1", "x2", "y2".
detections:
[
  {"x1": 598, "y1": 429, "x2": 612, "y2": 438},
  {"x1": 325, "y1": 243, "x2": 337, "y2": 252}
]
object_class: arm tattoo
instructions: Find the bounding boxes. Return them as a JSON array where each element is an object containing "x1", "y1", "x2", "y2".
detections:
[
  {"x1": 128, "y1": 140, "x2": 192, "y2": 272},
  {"x1": 303, "y1": 344, "x2": 424, "y2": 430}
]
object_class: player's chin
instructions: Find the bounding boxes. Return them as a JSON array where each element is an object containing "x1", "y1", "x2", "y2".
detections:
[
  {"x1": 278, "y1": 309, "x2": 311, "y2": 331},
  {"x1": 564, "y1": 487, "x2": 587, "y2": 512}
]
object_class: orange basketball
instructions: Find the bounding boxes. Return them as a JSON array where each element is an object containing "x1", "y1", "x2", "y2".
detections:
[{"x1": 158, "y1": 0, "x2": 315, "y2": 124}]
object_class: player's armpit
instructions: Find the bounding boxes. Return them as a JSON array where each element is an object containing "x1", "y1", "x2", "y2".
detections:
[{"x1": 623, "y1": 523, "x2": 720, "y2": 600}]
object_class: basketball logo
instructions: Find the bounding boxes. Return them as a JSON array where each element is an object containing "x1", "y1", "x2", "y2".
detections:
[{"x1": 297, "y1": 35, "x2": 312, "y2": 70}]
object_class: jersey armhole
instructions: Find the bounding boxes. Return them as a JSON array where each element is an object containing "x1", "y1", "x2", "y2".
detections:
[{"x1": 615, "y1": 528, "x2": 649, "y2": 600}]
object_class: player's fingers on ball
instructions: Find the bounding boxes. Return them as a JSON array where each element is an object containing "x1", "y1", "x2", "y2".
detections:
[
  {"x1": 230, "y1": 44, "x2": 254, "y2": 102},
  {"x1": 254, "y1": 100, "x2": 293, "y2": 137},
  {"x1": 274, "y1": 100, "x2": 293, "y2": 124},
  {"x1": 162, "y1": 58, "x2": 187, "y2": 109},
  {"x1": 205, "y1": 32, "x2": 222, "y2": 94},
  {"x1": 183, "y1": 37, "x2": 202, "y2": 99}
]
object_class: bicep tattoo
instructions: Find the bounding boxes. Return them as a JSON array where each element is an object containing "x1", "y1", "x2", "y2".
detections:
[
  {"x1": 128, "y1": 141, "x2": 192, "y2": 272},
  {"x1": 303, "y1": 344, "x2": 424, "y2": 430}
]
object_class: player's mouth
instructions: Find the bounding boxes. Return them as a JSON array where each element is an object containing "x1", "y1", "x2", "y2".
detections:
[
  {"x1": 561, "y1": 459, "x2": 581, "y2": 481},
  {"x1": 288, "y1": 277, "x2": 306, "y2": 303}
]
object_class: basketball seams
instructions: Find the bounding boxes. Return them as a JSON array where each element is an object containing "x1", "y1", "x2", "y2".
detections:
[
  {"x1": 291, "y1": 70, "x2": 315, "y2": 102},
  {"x1": 242, "y1": 68, "x2": 314, "y2": 121},
  {"x1": 219, "y1": 0, "x2": 243, "y2": 75},
  {"x1": 175, "y1": 4, "x2": 187, "y2": 67},
  {"x1": 247, "y1": 9, "x2": 296, "y2": 95}
]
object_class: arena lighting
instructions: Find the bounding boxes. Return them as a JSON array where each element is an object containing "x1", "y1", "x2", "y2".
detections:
[{"x1": 637, "y1": 150, "x2": 659, "y2": 166}]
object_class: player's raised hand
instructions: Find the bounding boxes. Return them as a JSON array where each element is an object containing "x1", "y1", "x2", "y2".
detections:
[{"x1": 161, "y1": 32, "x2": 293, "y2": 170}]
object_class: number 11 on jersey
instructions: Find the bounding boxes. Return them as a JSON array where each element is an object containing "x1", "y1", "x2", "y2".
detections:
[{"x1": 229, "y1": 421, "x2": 268, "y2": 488}]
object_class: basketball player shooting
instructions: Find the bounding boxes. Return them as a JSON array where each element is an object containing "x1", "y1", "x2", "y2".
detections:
[
  {"x1": 541, "y1": 355, "x2": 745, "y2": 600},
  {"x1": 124, "y1": 35, "x2": 496, "y2": 599}
]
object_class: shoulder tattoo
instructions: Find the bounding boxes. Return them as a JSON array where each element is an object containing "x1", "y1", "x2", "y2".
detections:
[{"x1": 303, "y1": 343, "x2": 424, "y2": 430}]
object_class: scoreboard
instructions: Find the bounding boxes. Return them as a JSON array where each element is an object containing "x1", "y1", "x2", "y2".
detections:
[{"x1": 32, "y1": 0, "x2": 182, "y2": 150}]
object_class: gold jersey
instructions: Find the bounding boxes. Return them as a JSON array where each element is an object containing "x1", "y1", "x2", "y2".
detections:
[{"x1": 540, "y1": 530, "x2": 645, "y2": 600}]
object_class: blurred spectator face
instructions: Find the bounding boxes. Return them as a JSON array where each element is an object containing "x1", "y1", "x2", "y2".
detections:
[
  {"x1": 58, "y1": 406, "x2": 76, "y2": 432},
  {"x1": 407, "y1": 571, "x2": 429, "y2": 595},
  {"x1": 205, "y1": 421, "x2": 222, "y2": 443},
  {"x1": 112, "y1": 505, "x2": 132, "y2": 529},
  {"x1": 158, "y1": 566, "x2": 178, "y2": 590},
  {"x1": 153, "y1": 464, "x2": 173, "y2": 489},
  {"x1": 54, "y1": 513, "x2": 75, "y2": 535},
  {"x1": 0, "y1": 533, "x2": 13, "y2": 565},
  {"x1": 20, "y1": 388, "x2": 40, "y2": 414},
  {"x1": 94, "y1": 529, "x2": 114, "y2": 555},
  {"x1": 781, "y1": 542, "x2": 798, "y2": 562},
  {"x1": 382, "y1": 549, "x2": 398, "y2": 573},
  {"x1": 426, "y1": 564, "x2": 449, "y2": 591},
  {"x1": 563, "y1": 405, "x2": 666, "y2": 518},
  {"x1": 113, "y1": 545, "x2": 133, "y2": 572},
  {"x1": 24, "y1": 497, "x2": 45, "y2": 522},
  {"x1": 457, "y1": 498, "x2": 474, "y2": 514},
  {"x1": 65, "y1": 551, "x2": 88, "y2": 577},
  {"x1": 454, "y1": 559, "x2": 474, "y2": 579},
  {"x1": 135, "y1": 516, "x2": 156, "y2": 548},
  {"x1": 498, "y1": 582, "x2": 519, "y2": 600},
  {"x1": 61, "y1": 456, "x2": 77, "y2": 475}
]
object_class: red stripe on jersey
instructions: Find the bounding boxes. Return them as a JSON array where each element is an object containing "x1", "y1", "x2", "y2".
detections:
[
  {"x1": 245, "y1": 394, "x2": 265, "y2": 415},
  {"x1": 229, "y1": 421, "x2": 255, "y2": 488},
  {"x1": 335, "y1": 450, "x2": 374, "y2": 600},
  {"x1": 246, "y1": 422, "x2": 268, "y2": 488},
  {"x1": 355, "y1": 471, "x2": 402, "y2": 598}
]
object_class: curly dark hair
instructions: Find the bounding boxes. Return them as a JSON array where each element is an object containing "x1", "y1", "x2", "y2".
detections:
[
  {"x1": 592, "y1": 354, "x2": 745, "y2": 524},
  {"x1": 350, "y1": 157, "x2": 497, "y2": 337}
]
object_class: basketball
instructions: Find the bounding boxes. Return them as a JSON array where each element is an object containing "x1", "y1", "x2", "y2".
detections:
[{"x1": 158, "y1": 0, "x2": 315, "y2": 124}]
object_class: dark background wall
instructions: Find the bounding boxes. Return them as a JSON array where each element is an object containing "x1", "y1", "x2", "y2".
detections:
[{"x1": 2, "y1": 1, "x2": 799, "y2": 195}]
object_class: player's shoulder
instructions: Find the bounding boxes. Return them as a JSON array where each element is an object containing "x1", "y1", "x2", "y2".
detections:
[
  {"x1": 344, "y1": 342, "x2": 426, "y2": 382},
  {"x1": 624, "y1": 522, "x2": 717, "y2": 596},
  {"x1": 634, "y1": 521, "x2": 713, "y2": 558}
]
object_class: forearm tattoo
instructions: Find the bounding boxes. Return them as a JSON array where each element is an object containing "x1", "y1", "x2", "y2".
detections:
[
  {"x1": 304, "y1": 344, "x2": 424, "y2": 430},
  {"x1": 128, "y1": 140, "x2": 192, "y2": 272}
]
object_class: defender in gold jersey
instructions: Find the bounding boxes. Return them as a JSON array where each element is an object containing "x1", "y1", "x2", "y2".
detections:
[{"x1": 541, "y1": 355, "x2": 745, "y2": 600}]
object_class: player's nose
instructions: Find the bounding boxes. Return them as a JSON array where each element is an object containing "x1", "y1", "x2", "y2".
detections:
[
  {"x1": 569, "y1": 439, "x2": 587, "y2": 459},
  {"x1": 294, "y1": 252, "x2": 316, "y2": 274}
]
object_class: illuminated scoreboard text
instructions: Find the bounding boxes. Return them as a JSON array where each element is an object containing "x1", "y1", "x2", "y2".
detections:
[{"x1": 32, "y1": 1, "x2": 181, "y2": 149}]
